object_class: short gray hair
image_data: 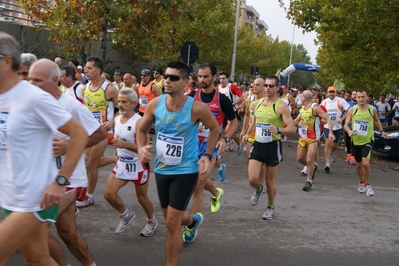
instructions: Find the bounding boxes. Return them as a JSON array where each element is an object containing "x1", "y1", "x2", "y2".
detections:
[
  {"x1": 0, "y1": 32, "x2": 21, "y2": 71},
  {"x1": 119, "y1": 88, "x2": 138, "y2": 103},
  {"x1": 20, "y1": 53, "x2": 37, "y2": 68}
]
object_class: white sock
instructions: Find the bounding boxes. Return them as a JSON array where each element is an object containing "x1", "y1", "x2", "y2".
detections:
[
  {"x1": 120, "y1": 207, "x2": 128, "y2": 216},
  {"x1": 87, "y1": 193, "x2": 93, "y2": 198},
  {"x1": 218, "y1": 165, "x2": 223, "y2": 170}
]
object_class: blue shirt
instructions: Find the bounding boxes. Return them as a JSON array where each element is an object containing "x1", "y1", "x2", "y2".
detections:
[{"x1": 154, "y1": 95, "x2": 199, "y2": 175}]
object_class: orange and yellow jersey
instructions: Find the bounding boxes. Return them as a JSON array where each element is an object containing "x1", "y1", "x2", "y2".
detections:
[
  {"x1": 82, "y1": 81, "x2": 114, "y2": 125},
  {"x1": 138, "y1": 81, "x2": 156, "y2": 113},
  {"x1": 298, "y1": 103, "x2": 321, "y2": 142},
  {"x1": 248, "y1": 95, "x2": 256, "y2": 143}
]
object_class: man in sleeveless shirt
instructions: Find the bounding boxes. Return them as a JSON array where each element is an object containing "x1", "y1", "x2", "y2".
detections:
[
  {"x1": 243, "y1": 75, "x2": 296, "y2": 220},
  {"x1": 137, "y1": 61, "x2": 219, "y2": 265},
  {"x1": 344, "y1": 89, "x2": 387, "y2": 197},
  {"x1": 135, "y1": 69, "x2": 161, "y2": 117},
  {"x1": 77, "y1": 57, "x2": 119, "y2": 208},
  {"x1": 294, "y1": 90, "x2": 334, "y2": 192},
  {"x1": 104, "y1": 88, "x2": 158, "y2": 237}
]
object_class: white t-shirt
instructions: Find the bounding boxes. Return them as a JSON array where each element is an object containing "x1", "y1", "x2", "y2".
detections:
[
  {"x1": 0, "y1": 81, "x2": 72, "y2": 212},
  {"x1": 321, "y1": 96, "x2": 350, "y2": 130},
  {"x1": 393, "y1": 102, "x2": 399, "y2": 118},
  {"x1": 63, "y1": 81, "x2": 84, "y2": 101},
  {"x1": 375, "y1": 101, "x2": 391, "y2": 120},
  {"x1": 56, "y1": 93, "x2": 100, "y2": 188}
]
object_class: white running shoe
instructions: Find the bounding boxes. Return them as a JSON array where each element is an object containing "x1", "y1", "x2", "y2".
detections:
[
  {"x1": 115, "y1": 211, "x2": 135, "y2": 235},
  {"x1": 357, "y1": 183, "x2": 366, "y2": 194},
  {"x1": 140, "y1": 217, "x2": 158, "y2": 237},
  {"x1": 262, "y1": 207, "x2": 274, "y2": 220},
  {"x1": 76, "y1": 195, "x2": 94, "y2": 208},
  {"x1": 301, "y1": 166, "x2": 308, "y2": 176},
  {"x1": 366, "y1": 185, "x2": 374, "y2": 196}
]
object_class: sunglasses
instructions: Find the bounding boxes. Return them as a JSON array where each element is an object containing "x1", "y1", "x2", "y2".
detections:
[
  {"x1": 164, "y1": 74, "x2": 182, "y2": 82},
  {"x1": 154, "y1": 72, "x2": 159, "y2": 75},
  {"x1": 265, "y1": 84, "x2": 276, "y2": 88},
  {"x1": 328, "y1": 91, "x2": 336, "y2": 93},
  {"x1": 141, "y1": 74, "x2": 148, "y2": 77}
]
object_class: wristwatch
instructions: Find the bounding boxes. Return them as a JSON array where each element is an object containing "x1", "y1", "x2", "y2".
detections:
[
  {"x1": 55, "y1": 175, "x2": 70, "y2": 186},
  {"x1": 203, "y1": 153, "x2": 213, "y2": 160}
]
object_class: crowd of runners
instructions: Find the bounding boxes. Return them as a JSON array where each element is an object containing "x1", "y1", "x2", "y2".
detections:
[{"x1": 0, "y1": 31, "x2": 396, "y2": 265}]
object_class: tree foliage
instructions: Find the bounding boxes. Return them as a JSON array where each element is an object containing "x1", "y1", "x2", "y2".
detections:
[{"x1": 282, "y1": 0, "x2": 399, "y2": 94}]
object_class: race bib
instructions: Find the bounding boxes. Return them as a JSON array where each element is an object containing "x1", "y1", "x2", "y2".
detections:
[
  {"x1": 256, "y1": 123, "x2": 272, "y2": 143},
  {"x1": 353, "y1": 120, "x2": 369, "y2": 136},
  {"x1": 92, "y1": 110, "x2": 102, "y2": 124},
  {"x1": 298, "y1": 125, "x2": 308, "y2": 139},
  {"x1": 156, "y1": 133, "x2": 184, "y2": 165},
  {"x1": 328, "y1": 112, "x2": 338, "y2": 121},
  {"x1": 139, "y1": 96, "x2": 148, "y2": 108},
  {"x1": 115, "y1": 157, "x2": 143, "y2": 180}
]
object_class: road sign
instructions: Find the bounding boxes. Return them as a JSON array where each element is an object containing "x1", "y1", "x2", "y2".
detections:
[
  {"x1": 180, "y1": 42, "x2": 199, "y2": 65},
  {"x1": 251, "y1": 66, "x2": 259, "y2": 75}
]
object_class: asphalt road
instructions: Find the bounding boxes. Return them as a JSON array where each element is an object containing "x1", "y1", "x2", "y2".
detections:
[{"x1": 4, "y1": 137, "x2": 399, "y2": 266}]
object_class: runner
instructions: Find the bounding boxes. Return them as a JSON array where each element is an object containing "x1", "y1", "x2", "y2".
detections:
[{"x1": 137, "y1": 61, "x2": 219, "y2": 265}]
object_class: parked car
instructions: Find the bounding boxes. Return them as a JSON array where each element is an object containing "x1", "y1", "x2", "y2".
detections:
[{"x1": 373, "y1": 125, "x2": 399, "y2": 157}]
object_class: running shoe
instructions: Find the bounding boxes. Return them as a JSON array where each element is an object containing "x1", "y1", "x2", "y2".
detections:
[
  {"x1": 302, "y1": 181, "x2": 312, "y2": 192},
  {"x1": 262, "y1": 207, "x2": 274, "y2": 220},
  {"x1": 217, "y1": 154, "x2": 223, "y2": 163},
  {"x1": 346, "y1": 154, "x2": 351, "y2": 162},
  {"x1": 76, "y1": 195, "x2": 94, "y2": 208},
  {"x1": 324, "y1": 162, "x2": 331, "y2": 172},
  {"x1": 115, "y1": 211, "x2": 135, "y2": 235},
  {"x1": 366, "y1": 185, "x2": 374, "y2": 196},
  {"x1": 74, "y1": 207, "x2": 80, "y2": 218},
  {"x1": 357, "y1": 183, "x2": 366, "y2": 194},
  {"x1": 211, "y1": 188, "x2": 224, "y2": 213},
  {"x1": 140, "y1": 217, "x2": 158, "y2": 237},
  {"x1": 283, "y1": 136, "x2": 288, "y2": 142},
  {"x1": 261, "y1": 185, "x2": 266, "y2": 195},
  {"x1": 250, "y1": 185, "x2": 263, "y2": 206},
  {"x1": 350, "y1": 156, "x2": 356, "y2": 165},
  {"x1": 311, "y1": 163, "x2": 318, "y2": 180},
  {"x1": 218, "y1": 164, "x2": 226, "y2": 182},
  {"x1": 301, "y1": 166, "x2": 308, "y2": 176},
  {"x1": 236, "y1": 144, "x2": 243, "y2": 156},
  {"x1": 182, "y1": 213, "x2": 203, "y2": 243}
]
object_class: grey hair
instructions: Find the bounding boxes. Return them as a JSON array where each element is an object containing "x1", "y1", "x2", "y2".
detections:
[
  {"x1": 0, "y1": 32, "x2": 21, "y2": 71},
  {"x1": 20, "y1": 53, "x2": 37, "y2": 68},
  {"x1": 119, "y1": 88, "x2": 138, "y2": 103},
  {"x1": 55, "y1": 57, "x2": 62, "y2": 63}
]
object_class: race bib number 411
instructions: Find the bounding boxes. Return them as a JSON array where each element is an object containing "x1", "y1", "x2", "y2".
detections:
[{"x1": 156, "y1": 133, "x2": 184, "y2": 165}]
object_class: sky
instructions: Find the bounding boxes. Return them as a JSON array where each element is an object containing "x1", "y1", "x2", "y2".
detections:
[{"x1": 246, "y1": 0, "x2": 319, "y2": 63}]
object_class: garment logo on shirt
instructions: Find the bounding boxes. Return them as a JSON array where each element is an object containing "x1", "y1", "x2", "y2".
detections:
[
  {"x1": 0, "y1": 111, "x2": 9, "y2": 151},
  {"x1": 127, "y1": 126, "x2": 132, "y2": 131}
]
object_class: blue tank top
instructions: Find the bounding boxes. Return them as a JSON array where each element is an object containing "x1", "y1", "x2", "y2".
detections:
[{"x1": 154, "y1": 95, "x2": 199, "y2": 174}]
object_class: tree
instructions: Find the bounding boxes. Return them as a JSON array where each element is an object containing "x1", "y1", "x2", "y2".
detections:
[{"x1": 281, "y1": 0, "x2": 399, "y2": 94}]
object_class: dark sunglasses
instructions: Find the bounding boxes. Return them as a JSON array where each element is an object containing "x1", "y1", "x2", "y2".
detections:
[
  {"x1": 164, "y1": 74, "x2": 182, "y2": 82},
  {"x1": 328, "y1": 91, "x2": 336, "y2": 93},
  {"x1": 265, "y1": 84, "x2": 276, "y2": 88},
  {"x1": 154, "y1": 72, "x2": 159, "y2": 75}
]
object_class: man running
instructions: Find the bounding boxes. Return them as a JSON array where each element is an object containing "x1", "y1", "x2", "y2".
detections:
[
  {"x1": 344, "y1": 89, "x2": 387, "y2": 196},
  {"x1": 137, "y1": 61, "x2": 219, "y2": 265},
  {"x1": 104, "y1": 88, "x2": 158, "y2": 237},
  {"x1": 242, "y1": 75, "x2": 296, "y2": 220},
  {"x1": 0, "y1": 32, "x2": 87, "y2": 265}
]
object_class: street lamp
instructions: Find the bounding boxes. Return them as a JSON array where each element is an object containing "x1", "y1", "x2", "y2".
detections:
[
  {"x1": 287, "y1": 24, "x2": 295, "y2": 86},
  {"x1": 230, "y1": 0, "x2": 240, "y2": 82}
]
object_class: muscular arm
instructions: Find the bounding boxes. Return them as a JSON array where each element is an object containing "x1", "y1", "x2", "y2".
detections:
[
  {"x1": 278, "y1": 102, "x2": 296, "y2": 136},
  {"x1": 87, "y1": 125, "x2": 107, "y2": 147},
  {"x1": 152, "y1": 84, "x2": 161, "y2": 97},
  {"x1": 314, "y1": 106, "x2": 333, "y2": 134},
  {"x1": 240, "y1": 98, "x2": 250, "y2": 137}
]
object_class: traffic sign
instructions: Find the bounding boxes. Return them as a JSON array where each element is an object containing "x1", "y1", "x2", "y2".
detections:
[{"x1": 180, "y1": 42, "x2": 199, "y2": 65}]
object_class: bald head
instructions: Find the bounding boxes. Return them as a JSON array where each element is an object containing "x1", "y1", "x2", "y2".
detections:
[
  {"x1": 29, "y1": 59, "x2": 61, "y2": 95},
  {"x1": 123, "y1": 73, "x2": 133, "y2": 87},
  {"x1": 302, "y1": 90, "x2": 313, "y2": 100}
]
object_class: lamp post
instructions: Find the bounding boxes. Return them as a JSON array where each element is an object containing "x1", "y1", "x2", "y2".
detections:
[
  {"x1": 230, "y1": 0, "x2": 240, "y2": 82},
  {"x1": 287, "y1": 24, "x2": 295, "y2": 86}
]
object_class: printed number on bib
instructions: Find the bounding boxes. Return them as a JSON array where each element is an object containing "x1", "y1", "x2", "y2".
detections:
[
  {"x1": 298, "y1": 125, "x2": 309, "y2": 139},
  {"x1": 328, "y1": 112, "x2": 337, "y2": 121},
  {"x1": 256, "y1": 123, "x2": 272, "y2": 143},
  {"x1": 139, "y1": 96, "x2": 148, "y2": 108},
  {"x1": 115, "y1": 157, "x2": 143, "y2": 180},
  {"x1": 156, "y1": 133, "x2": 184, "y2": 165},
  {"x1": 353, "y1": 120, "x2": 369, "y2": 136},
  {"x1": 92, "y1": 110, "x2": 103, "y2": 124}
]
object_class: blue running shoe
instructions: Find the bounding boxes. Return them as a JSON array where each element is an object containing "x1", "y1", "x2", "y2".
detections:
[
  {"x1": 182, "y1": 213, "x2": 203, "y2": 243},
  {"x1": 218, "y1": 164, "x2": 226, "y2": 182}
]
